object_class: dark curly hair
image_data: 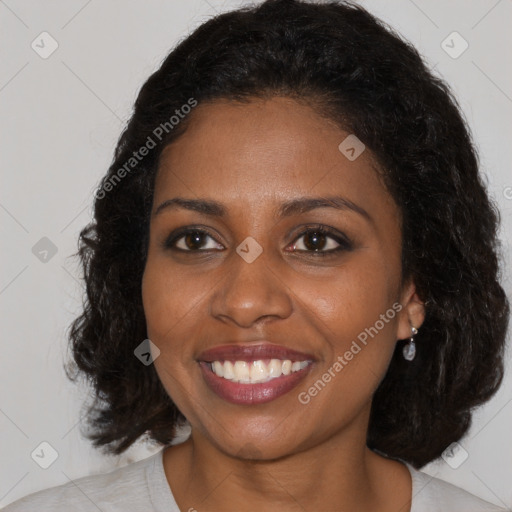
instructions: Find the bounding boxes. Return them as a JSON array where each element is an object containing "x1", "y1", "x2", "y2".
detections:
[{"x1": 65, "y1": 0, "x2": 510, "y2": 469}]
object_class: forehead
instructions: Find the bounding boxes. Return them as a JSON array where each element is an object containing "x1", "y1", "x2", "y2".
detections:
[{"x1": 154, "y1": 96, "x2": 396, "y2": 222}]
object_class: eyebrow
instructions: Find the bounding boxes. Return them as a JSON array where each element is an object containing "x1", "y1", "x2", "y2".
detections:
[{"x1": 153, "y1": 195, "x2": 372, "y2": 223}]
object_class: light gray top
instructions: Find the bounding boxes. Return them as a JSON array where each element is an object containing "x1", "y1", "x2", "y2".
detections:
[{"x1": 2, "y1": 448, "x2": 508, "y2": 511}]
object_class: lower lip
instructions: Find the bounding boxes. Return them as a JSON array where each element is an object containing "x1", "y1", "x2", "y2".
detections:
[{"x1": 199, "y1": 362, "x2": 313, "y2": 405}]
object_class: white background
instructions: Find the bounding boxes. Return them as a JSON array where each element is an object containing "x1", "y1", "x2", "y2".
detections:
[{"x1": 1, "y1": 0, "x2": 511, "y2": 509}]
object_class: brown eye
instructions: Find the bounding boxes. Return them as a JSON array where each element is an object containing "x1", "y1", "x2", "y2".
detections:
[
  {"x1": 290, "y1": 226, "x2": 353, "y2": 256},
  {"x1": 298, "y1": 231, "x2": 331, "y2": 251},
  {"x1": 183, "y1": 231, "x2": 207, "y2": 250},
  {"x1": 164, "y1": 228, "x2": 223, "y2": 252}
]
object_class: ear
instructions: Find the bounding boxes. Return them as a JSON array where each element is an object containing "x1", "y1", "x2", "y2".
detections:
[{"x1": 396, "y1": 279, "x2": 426, "y2": 340}]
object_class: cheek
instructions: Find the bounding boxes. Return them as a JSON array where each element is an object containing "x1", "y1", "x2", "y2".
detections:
[
  {"x1": 142, "y1": 254, "x2": 205, "y2": 341},
  {"x1": 293, "y1": 253, "x2": 401, "y2": 402},
  {"x1": 141, "y1": 253, "x2": 219, "y2": 392},
  {"x1": 297, "y1": 255, "x2": 399, "y2": 344},
  {"x1": 142, "y1": 257, "x2": 191, "y2": 391},
  {"x1": 141, "y1": 257, "x2": 202, "y2": 415}
]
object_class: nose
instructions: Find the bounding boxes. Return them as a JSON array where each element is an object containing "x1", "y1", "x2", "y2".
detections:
[{"x1": 210, "y1": 246, "x2": 293, "y2": 328}]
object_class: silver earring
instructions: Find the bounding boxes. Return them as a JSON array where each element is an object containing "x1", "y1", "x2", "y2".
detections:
[{"x1": 403, "y1": 326, "x2": 418, "y2": 361}]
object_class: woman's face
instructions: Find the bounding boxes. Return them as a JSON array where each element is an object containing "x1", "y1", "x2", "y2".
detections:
[{"x1": 142, "y1": 96, "x2": 423, "y2": 459}]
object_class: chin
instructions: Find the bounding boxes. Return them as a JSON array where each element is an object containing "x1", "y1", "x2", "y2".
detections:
[{"x1": 196, "y1": 417, "x2": 310, "y2": 462}]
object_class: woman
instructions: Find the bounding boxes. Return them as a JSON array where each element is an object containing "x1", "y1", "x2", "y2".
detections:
[{"x1": 4, "y1": 0, "x2": 509, "y2": 510}]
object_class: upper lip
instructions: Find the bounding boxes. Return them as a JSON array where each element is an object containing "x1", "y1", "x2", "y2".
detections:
[{"x1": 198, "y1": 342, "x2": 316, "y2": 363}]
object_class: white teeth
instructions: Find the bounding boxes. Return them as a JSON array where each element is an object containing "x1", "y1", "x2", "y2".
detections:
[
  {"x1": 291, "y1": 361, "x2": 301, "y2": 372},
  {"x1": 212, "y1": 361, "x2": 224, "y2": 378},
  {"x1": 268, "y1": 359, "x2": 282, "y2": 377},
  {"x1": 210, "y1": 359, "x2": 310, "y2": 383},
  {"x1": 250, "y1": 360, "x2": 268, "y2": 383},
  {"x1": 223, "y1": 361, "x2": 235, "y2": 380},
  {"x1": 234, "y1": 361, "x2": 250, "y2": 382}
]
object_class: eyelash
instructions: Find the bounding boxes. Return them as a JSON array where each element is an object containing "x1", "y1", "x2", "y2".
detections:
[{"x1": 163, "y1": 224, "x2": 353, "y2": 257}]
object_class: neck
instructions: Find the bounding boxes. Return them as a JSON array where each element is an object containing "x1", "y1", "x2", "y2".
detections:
[{"x1": 163, "y1": 412, "x2": 412, "y2": 512}]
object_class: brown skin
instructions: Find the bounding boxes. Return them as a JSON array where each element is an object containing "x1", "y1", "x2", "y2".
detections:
[{"x1": 142, "y1": 96, "x2": 425, "y2": 512}]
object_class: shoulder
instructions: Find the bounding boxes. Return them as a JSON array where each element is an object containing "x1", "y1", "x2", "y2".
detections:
[
  {"x1": 408, "y1": 464, "x2": 509, "y2": 512},
  {"x1": 1, "y1": 450, "x2": 163, "y2": 512}
]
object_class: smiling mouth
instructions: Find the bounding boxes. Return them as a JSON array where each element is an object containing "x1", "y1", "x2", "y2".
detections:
[
  {"x1": 198, "y1": 358, "x2": 314, "y2": 405},
  {"x1": 207, "y1": 359, "x2": 310, "y2": 384},
  {"x1": 197, "y1": 343, "x2": 316, "y2": 404}
]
